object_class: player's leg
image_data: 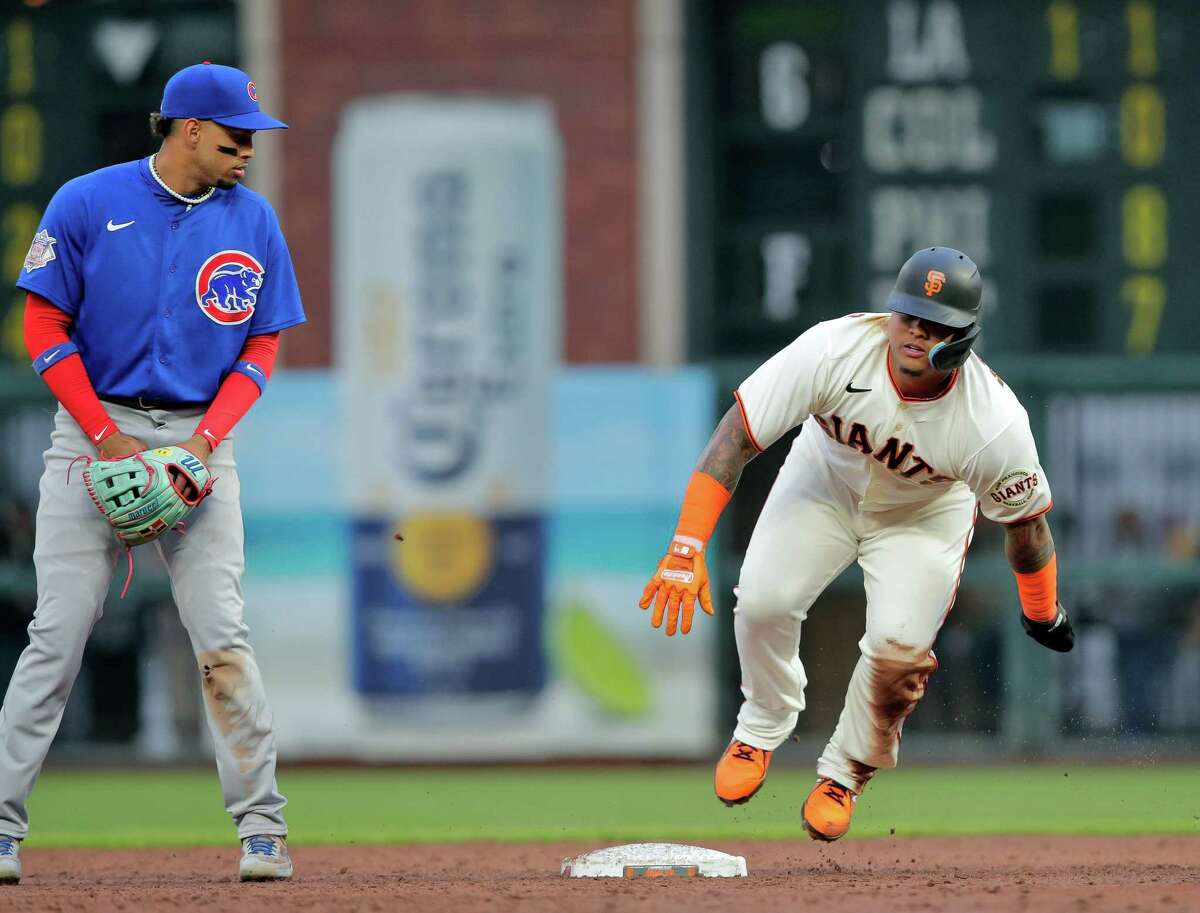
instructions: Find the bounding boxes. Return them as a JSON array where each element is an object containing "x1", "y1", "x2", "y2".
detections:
[
  {"x1": 806, "y1": 492, "x2": 976, "y2": 839},
  {"x1": 733, "y1": 491, "x2": 858, "y2": 749},
  {"x1": 153, "y1": 432, "x2": 288, "y2": 845},
  {"x1": 0, "y1": 407, "x2": 123, "y2": 840},
  {"x1": 718, "y1": 452, "x2": 857, "y2": 806}
]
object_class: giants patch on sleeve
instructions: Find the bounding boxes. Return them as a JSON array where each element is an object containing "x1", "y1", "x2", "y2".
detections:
[
  {"x1": 989, "y1": 470, "x2": 1040, "y2": 508},
  {"x1": 23, "y1": 230, "x2": 57, "y2": 272}
]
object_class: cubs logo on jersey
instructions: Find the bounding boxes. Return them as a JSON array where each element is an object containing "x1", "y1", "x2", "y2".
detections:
[{"x1": 195, "y1": 250, "x2": 265, "y2": 325}]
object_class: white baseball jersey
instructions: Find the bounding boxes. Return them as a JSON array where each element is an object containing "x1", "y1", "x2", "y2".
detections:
[
  {"x1": 734, "y1": 313, "x2": 1051, "y2": 523},
  {"x1": 728, "y1": 313, "x2": 1051, "y2": 791}
]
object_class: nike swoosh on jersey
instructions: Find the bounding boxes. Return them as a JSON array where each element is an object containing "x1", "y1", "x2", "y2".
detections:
[
  {"x1": 845, "y1": 383, "x2": 872, "y2": 393},
  {"x1": 106, "y1": 219, "x2": 135, "y2": 232},
  {"x1": 92, "y1": 426, "x2": 109, "y2": 442},
  {"x1": 41, "y1": 348, "x2": 61, "y2": 365},
  {"x1": 201, "y1": 429, "x2": 217, "y2": 443},
  {"x1": 245, "y1": 364, "x2": 263, "y2": 375}
]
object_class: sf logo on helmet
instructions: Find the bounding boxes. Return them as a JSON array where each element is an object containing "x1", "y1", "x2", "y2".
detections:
[
  {"x1": 923, "y1": 269, "x2": 946, "y2": 297},
  {"x1": 195, "y1": 249, "x2": 265, "y2": 325}
]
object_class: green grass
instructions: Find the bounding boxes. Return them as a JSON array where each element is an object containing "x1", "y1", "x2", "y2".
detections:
[{"x1": 23, "y1": 764, "x2": 1200, "y2": 848}]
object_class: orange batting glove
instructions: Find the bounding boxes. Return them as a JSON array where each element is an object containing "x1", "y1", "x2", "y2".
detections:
[
  {"x1": 640, "y1": 536, "x2": 714, "y2": 636},
  {"x1": 641, "y1": 471, "x2": 731, "y2": 636}
]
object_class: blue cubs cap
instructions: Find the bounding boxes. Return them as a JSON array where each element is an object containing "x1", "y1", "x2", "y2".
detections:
[{"x1": 160, "y1": 62, "x2": 287, "y2": 131}]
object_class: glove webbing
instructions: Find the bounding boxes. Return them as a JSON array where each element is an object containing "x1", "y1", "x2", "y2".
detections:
[{"x1": 69, "y1": 452, "x2": 200, "y2": 599}]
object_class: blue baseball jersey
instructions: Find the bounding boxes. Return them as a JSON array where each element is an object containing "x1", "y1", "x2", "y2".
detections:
[{"x1": 17, "y1": 157, "x2": 306, "y2": 403}]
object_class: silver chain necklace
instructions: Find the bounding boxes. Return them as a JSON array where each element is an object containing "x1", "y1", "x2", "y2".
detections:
[{"x1": 149, "y1": 154, "x2": 215, "y2": 207}]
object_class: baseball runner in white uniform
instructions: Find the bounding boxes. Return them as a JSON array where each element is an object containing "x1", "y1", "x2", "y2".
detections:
[{"x1": 640, "y1": 248, "x2": 1074, "y2": 840}]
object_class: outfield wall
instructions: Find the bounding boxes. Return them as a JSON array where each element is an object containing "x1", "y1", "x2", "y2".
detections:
[{"x1": 234, "y1": 368, "x2": 721, "y2": 760}]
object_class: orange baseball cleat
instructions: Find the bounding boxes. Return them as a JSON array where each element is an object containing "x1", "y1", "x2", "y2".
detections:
[
  {"x1": 801, "y1": 777, "x2": 857, "y2": 841},
  {"x1": 714, "y1": 740, "x2": 773, "y2": 806}
]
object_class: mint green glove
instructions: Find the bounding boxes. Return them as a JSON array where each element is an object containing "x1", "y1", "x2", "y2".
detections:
[{"x1": 80, "y1": 445, "x2": 214, "y2": 547}]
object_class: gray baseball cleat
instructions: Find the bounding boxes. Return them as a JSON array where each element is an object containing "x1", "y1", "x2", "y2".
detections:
[
  {"x1": 0, "y1": 835, "x2": 20, "y2": 884},
  {"x1": 239, "y1": 834, "x2": 293, "y2": 881}
]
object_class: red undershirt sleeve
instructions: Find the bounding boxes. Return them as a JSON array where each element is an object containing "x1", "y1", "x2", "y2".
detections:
[
  {"x1": 23, "y1": 292, "x2": 117, "y2": 444},
  {"x1": 194, "y1": 333, "x2": 280, "y2": 449}
]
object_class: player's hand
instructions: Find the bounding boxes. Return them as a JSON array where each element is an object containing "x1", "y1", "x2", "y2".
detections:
[
  {"x1": 1020, "y1": 601, "x2": 1075, "y2": 653},
  {"x1": 639, "y1": 538, "x2": 714, "y2": 636},
  {"x1": 98, "y1": 432, "x2": 148, "y2": 460},
  {"x1": 176, "y1": 434, "x2": 213, "y2": 465}
]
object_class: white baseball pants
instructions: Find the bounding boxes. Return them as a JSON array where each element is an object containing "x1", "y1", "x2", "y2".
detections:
[{"x1": 732, "y1": 434, "x2": 976, "y2": 793}]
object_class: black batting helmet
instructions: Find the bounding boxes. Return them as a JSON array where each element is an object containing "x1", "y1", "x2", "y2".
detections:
[{"x1": 887, "y1": 247, "x2": 982, "y2": 371}]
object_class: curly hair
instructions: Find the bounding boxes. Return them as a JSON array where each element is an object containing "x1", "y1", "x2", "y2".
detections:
[{"x1": 148, "y1": 112, "x2": 174, "y2": 139}]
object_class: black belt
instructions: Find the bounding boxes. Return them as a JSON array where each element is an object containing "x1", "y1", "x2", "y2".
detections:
[{"x1": 101, "y1": 395, "x2": 208, "y2": 411}]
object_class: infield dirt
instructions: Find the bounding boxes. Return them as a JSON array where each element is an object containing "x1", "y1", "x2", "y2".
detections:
[{"x1": 3, "y1": 834, "x2": 1196, "y2": 912}]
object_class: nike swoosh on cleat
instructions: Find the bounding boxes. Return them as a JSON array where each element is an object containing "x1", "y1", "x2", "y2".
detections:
[
  {"x1": 106, "y1": 219, "x2": 135, "y2": 232},
  {"x1": 845, "y1": 383, "x2": 871, "y2": 393}
]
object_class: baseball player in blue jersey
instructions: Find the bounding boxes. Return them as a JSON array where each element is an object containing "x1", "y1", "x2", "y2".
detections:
[{"x1": 0, "y1": 63, "x2": 304, "y2": 882}]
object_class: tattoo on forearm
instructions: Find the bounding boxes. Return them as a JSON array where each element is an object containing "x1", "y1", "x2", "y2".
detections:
[
  {"x1": 696, "y1": 406, "x2": 759, "y2": 491},
  {"x1": 1004, "y1": 515, "x2": 1055, "y2": 572}
]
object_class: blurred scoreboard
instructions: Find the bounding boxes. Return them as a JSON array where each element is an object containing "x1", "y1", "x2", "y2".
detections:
[
  {"x1": 0, "y1": 2, "x2": 236, "y2": 365},
  {"x1": 687, "y1": 0, "x2": 1197, "y2": 359}
]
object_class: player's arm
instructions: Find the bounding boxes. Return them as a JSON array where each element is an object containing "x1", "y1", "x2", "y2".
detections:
[
  {"x1": 1003, "y1": 514, "x2": 1074, "y2": 652},
  {"x1": 638, "y1": 407, "x2": 758, "y2": 637},
  {"x1": 23, "y1": 293, "x2": 145, "y2": 458},
  {"x1": 637, "y1": 402, "x2": 762, "y2": 638},
  {"x1": 963, "y1": 404, "x2": 1073, "y2": 652},
  {"x1": 696, "y1": 404, "x2": 761, "y2": 491},
  {"x1": 1004, "y1": 513, "x2": 1054, "y2": 572},
  {"x1": 178, "y1": 332, "x2": 280, "y2": 463},
  {"x1": 639, "y1": 326, "x2": 828, "y2": 637}
]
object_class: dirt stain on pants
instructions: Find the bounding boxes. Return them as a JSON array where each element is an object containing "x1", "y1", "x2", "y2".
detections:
[
  {"x1": 821, "y1": 647, "x2": 939, "y2": 793},
  {"x1": 861, "y1": 651, "x2": 938, "y2": 780},
  {"x1": 198, "y1": 649, "x2": 267, "y2": 776}
]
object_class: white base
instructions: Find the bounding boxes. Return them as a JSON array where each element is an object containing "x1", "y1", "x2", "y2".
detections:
[{"x1": 561, "y1": 843, "x2": 747, "y2": 878}]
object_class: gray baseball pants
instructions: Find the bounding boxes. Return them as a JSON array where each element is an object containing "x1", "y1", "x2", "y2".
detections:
[{"x1": 0, "y1": 402, "x2": 287, "y2": 839}]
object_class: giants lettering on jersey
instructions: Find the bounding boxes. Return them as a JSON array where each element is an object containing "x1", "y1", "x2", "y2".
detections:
[{"x1": 813, "y1": 413, "x2": 954, "y2": 484}]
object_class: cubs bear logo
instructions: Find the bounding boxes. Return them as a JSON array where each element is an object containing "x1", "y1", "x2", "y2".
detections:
[
  {"x1": 923, "y1": 269, "x2": 946, "y2": 297},
  {"x1": 195, "y1": 250, "x2": 265, "y2": 325}
]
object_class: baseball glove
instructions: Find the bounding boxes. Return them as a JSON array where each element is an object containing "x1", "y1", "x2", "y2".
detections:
[{"x1": 73, "y1": 446, "x2": 214, "y2": 596}]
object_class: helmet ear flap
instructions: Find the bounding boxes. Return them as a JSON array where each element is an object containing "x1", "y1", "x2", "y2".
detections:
[{"x1": 928, "y1": 324, "x2": 981, "y2": 371}]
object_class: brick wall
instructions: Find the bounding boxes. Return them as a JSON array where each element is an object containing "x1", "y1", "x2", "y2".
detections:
[{"x1": 277, "y1": 0, "x2": 639, "y2": 366}]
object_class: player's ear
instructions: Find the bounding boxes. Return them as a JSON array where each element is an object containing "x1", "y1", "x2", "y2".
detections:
[{"x1": 182, "y1": 117, "x2": 204, "y2": 148}]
